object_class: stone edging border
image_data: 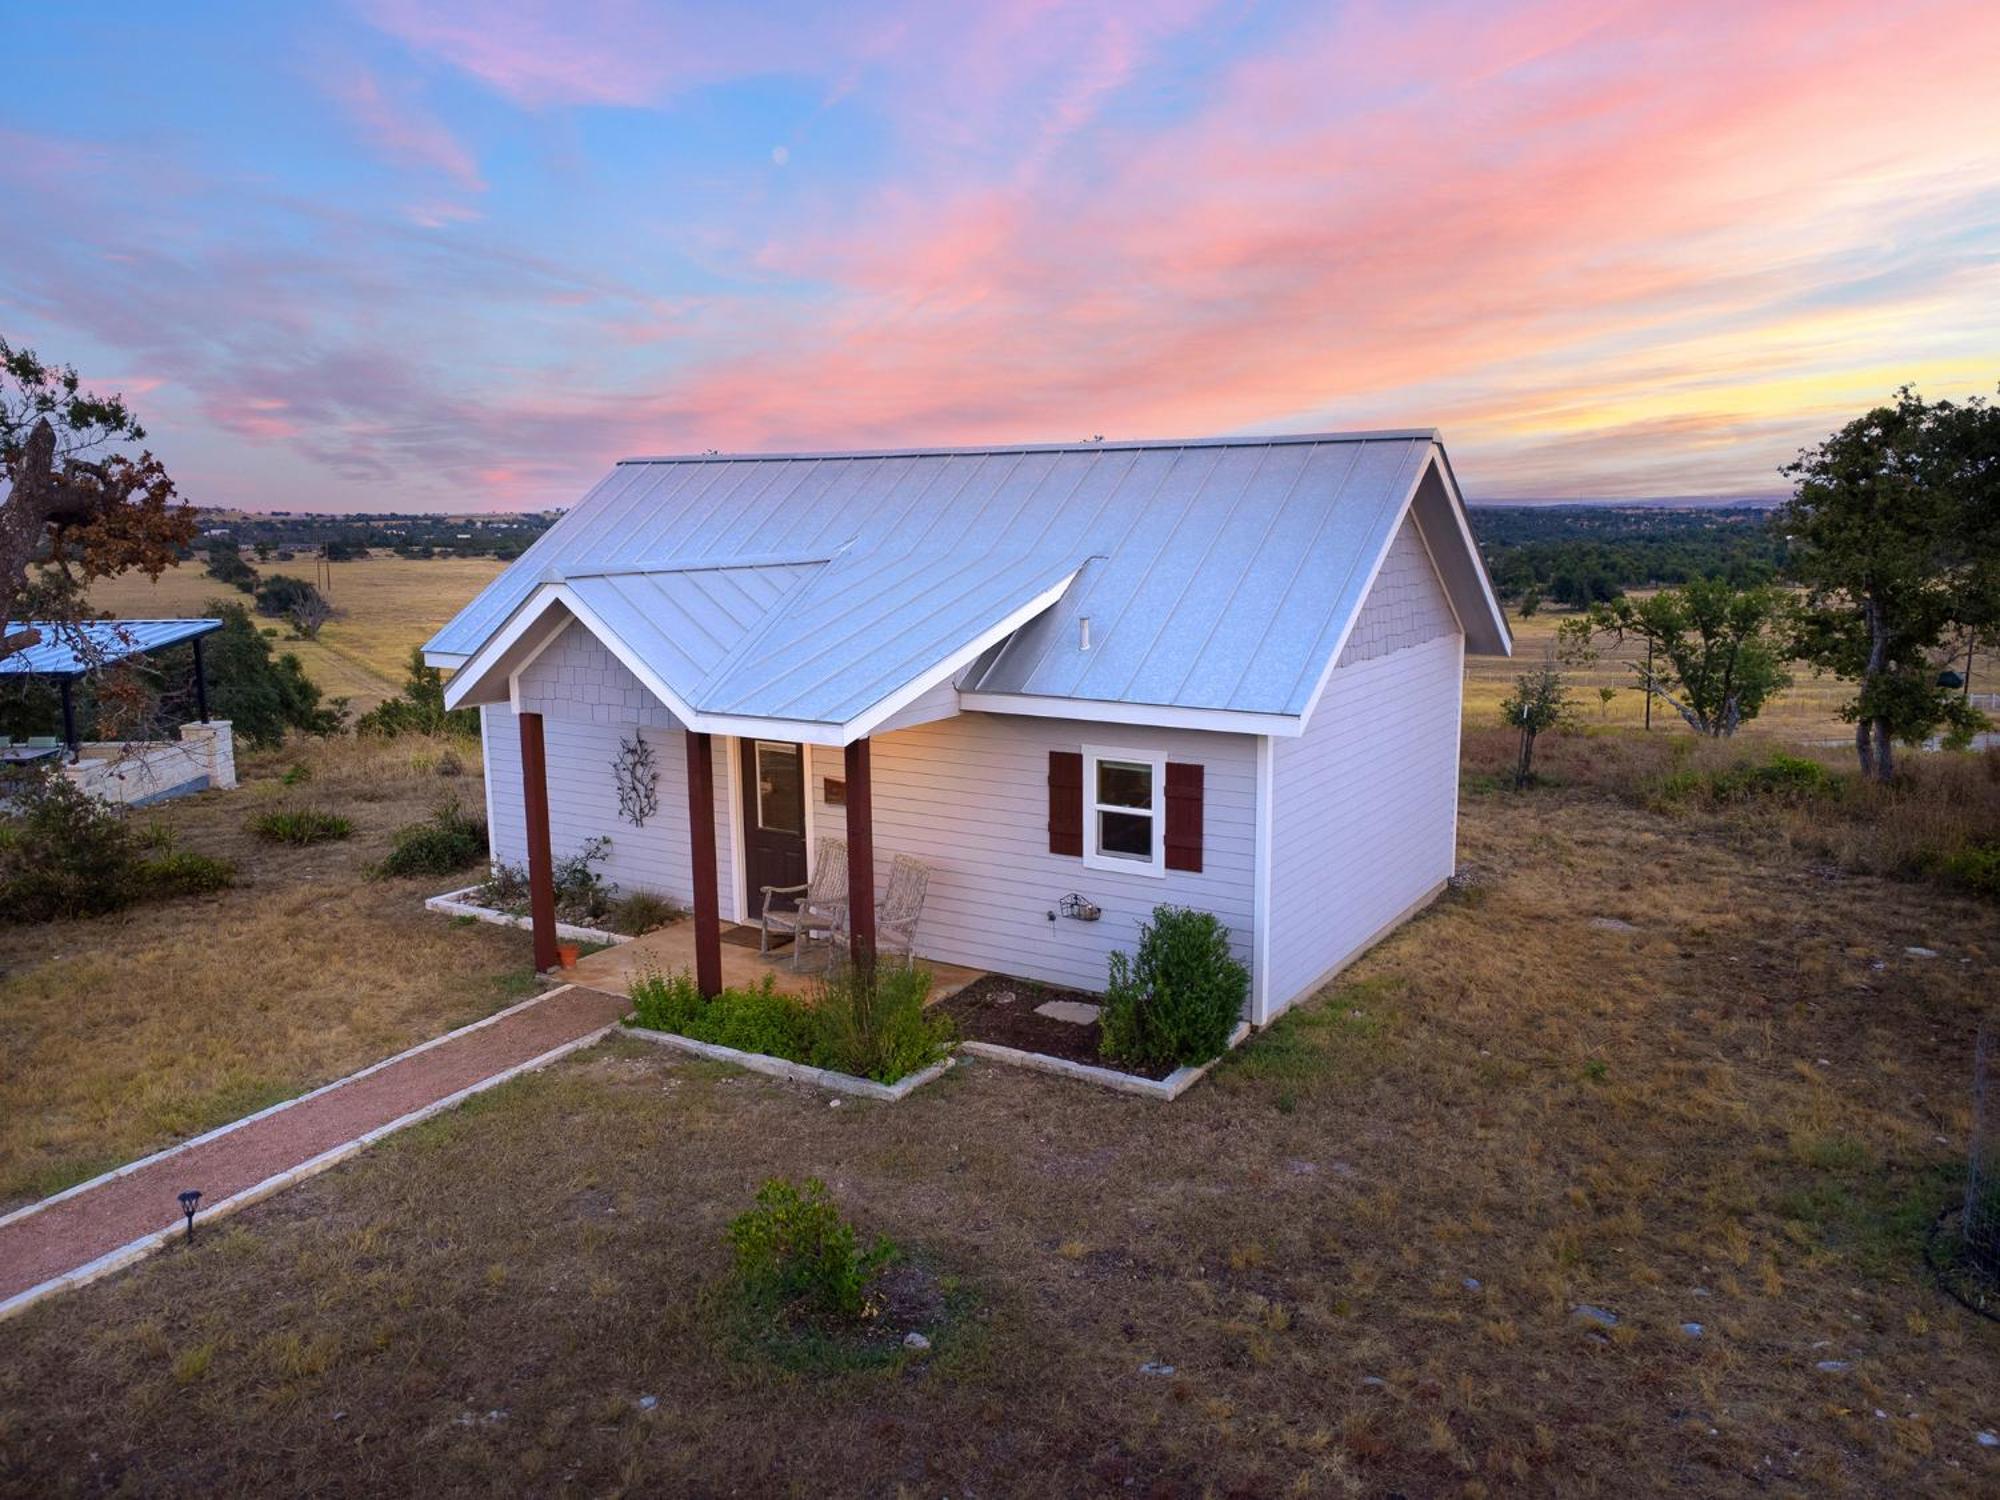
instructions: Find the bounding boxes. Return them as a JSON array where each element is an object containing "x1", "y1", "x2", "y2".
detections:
[
  {"x1": 957, "y1": 1021, "x2": 1252, "y2": 1100},
  {"x1": 0, "y1": 995, "x2": 614, "y2": 1324},
  {"x1": 425, "y1": 885, "x2": 635, "y2": 947},
  {"x1": 621, "y1": 1023, "x2": 954, "y2": 1101}
]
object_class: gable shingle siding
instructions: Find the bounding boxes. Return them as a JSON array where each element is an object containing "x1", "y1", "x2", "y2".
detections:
[{"x1": 1335, "y1": 512, "x2": 1458, "y2": 668}]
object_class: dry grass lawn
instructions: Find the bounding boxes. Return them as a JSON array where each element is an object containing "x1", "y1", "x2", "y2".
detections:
[
  {"x1": 0, "y1": 733, "x2": 537, "y2": 1210},
  {"x1": 89, "y1": 554, "x2": 505, "y2": 711},
  {"x1": 2, "y1": 730, "x2": 1995, "y2": 1496}
]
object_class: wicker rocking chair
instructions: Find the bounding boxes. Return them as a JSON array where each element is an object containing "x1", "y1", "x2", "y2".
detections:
[
  {"x1": 759, "y1": 837, "x2": 849, "y2": 969},
  {"x1": 872, "y1": 854, "x2": 932, "y2": 963}
]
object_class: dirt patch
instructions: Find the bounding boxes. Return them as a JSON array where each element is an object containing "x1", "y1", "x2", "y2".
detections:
[{"x1": 941, "y1": 974, "x2": 1176, "y2": 1081}]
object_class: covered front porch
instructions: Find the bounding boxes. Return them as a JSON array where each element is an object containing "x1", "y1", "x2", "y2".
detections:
[{"x1": 566, "y1": 917, "x2": 986, "y2": 1003}]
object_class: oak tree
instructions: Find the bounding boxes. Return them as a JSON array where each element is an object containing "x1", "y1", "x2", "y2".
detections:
[
  {"x1": 1779, "y1": 387, "x2": 1999, "y2": 780},
  {"x1": 1, "y1": 340, "x2": 195, "y2": 664}
]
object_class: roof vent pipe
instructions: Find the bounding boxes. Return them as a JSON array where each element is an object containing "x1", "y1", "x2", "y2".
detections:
[{"x1": 1079, "y1": 616, "x2": 1092, "y2": 651}]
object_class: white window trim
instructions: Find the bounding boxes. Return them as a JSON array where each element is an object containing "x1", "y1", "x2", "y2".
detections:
[{"x1": 1082, "y1": 744, "x2": 1168, "y2": 878}]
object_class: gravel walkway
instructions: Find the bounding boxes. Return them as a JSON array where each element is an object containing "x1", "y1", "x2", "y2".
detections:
[{"x1": 0, "y1": 985, "x2": 627, "y2": 1317}]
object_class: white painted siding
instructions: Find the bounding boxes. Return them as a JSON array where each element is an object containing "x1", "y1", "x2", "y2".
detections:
[
  {"x1": 483, "y1": 621, "x2": 736, "y2": 909},
  {"x1": 1337, "y1": 513, "x2": 1457, "y2": 667},
  {"x1": 1264, "y1": 629, "x2": 1462, "y2": 1017},
  {"x1": 868, "y1": 714, "x2": 1257, "y2": 992}
]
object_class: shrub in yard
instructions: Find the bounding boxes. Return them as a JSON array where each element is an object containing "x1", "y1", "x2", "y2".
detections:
[
  {"x1": 1934, "y1": 842, "x2": 2000, "y2": 901},
  {"x1": 628, "y1": 965, "x2": 705, "y2": 1034},
  {"x1": 0, "y1": 772, "x2": 141, "y2": 921},
  {"x1": 552, "y1": 836, "x2": 614, "y2": 920},
  {"x1": 605, "y1": 889, "x2": 680, "y2": 935},
  {"x1": 140, "y1": 849, "x2": 237, "y2": 897},
  {"x1": 701, "y1": 976, "x2": 824, "y2": 1060},
  {"x1": 814, "y1": 961, "x2": 953, "y2": 1084},
  {"x1": 1100, "y1": 905, "x2": 1250, "y2": 1071},
  {"x1": 629, "y1": 970, "x2": 819, "y2": 1060},
  {"x1": 1713, "y1": 752, "x2": 1838, "y2": 803},
  {"x1": 378, "y1": 795, "x2": 488, "y2": 878},
  {"x1": 472, "y1": 840, "x2": 618, "y2": 924},
  {"x1": 355, "y1": 648, "x2": 480, "y2": 739},
  {"x1": 728, "y1": 1177, "x2": 892, "y2": 1325},
  {"x1": 250, "y1": 806, "x2": 354, "y2": 845}
]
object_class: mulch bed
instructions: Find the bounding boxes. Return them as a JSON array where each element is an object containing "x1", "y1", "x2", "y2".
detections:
[{"x1": 938, "y1": 974, "x2": 1177, "y2": 1082}]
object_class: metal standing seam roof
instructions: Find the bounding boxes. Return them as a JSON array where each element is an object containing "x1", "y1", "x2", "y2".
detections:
[
  {"x1": 428, "y1": 430, "x2": 1507, "y2": 723},
  {"x1": 0, "y1": 619, "x2": 222, "y2": 677},
  {"x1": 546, "y1": 548, "x2": 1084, "y2": 724}
]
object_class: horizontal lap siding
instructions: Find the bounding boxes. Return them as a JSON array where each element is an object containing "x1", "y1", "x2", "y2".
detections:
[
  {"x1": 482, "y1": 620, "x2": 736, "y2": 906},
  {"x1": 868, "y1": 714, "x2": 1257, "y2": 993},
  {"x1": 1265, "y1": 630, "x2": 1462, "y2": 1014}
]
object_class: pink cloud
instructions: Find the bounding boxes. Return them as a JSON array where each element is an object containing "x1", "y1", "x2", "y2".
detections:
[{"x1": 324, "y1": 64, "x2": 485, "y2": 192}]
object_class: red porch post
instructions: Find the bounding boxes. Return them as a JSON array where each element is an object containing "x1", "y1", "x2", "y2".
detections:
[
  {"x1": 844, "y1": 736, "x2": 875, "y2": 974},
  {"x1": 685, "y1": 730, "x2": 724, "y2": 998},
  {"x1": 518, "y1": 710, "x2": 560, "y2": 973}
]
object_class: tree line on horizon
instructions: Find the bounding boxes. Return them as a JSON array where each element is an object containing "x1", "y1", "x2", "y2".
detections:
[{"x1": 0, "y1": 336, "x2": 1994, "y2": 784}]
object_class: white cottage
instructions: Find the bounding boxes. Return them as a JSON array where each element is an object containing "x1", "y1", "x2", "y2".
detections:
[{"x1": 425, "y1": 430, "x2": 1511, "y2": 1025}]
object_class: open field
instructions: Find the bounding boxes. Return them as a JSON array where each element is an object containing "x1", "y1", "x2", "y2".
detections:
[
  {"x1": 0, "y1": 734, "x2": 536, "y2": 1210},
  {"x1": 89, "y1": 555, "x2": 507, "y2": 712},
  {"x1": 87, "y1": 553, "x2": 1995, "y2": 742},
  {"x1": 1464, "y1": 605, "x2": 2000, "y2": 743},
  {"x1": 1, "y1": 732, "x2": 1994, "y2": 1495}
]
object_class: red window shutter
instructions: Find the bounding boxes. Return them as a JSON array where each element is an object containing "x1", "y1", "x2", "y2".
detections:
[
  {"x1": 1164, "y1": 762, "x2": 1204, "y2": 872},
  {"x1": 1048, "y1": 751, "x2": 1083, "y2": 856}
]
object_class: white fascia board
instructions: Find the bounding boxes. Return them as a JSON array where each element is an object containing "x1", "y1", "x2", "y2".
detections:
[
  {"x1": 957, "y1": 689, "x2": 1303, "y2": 738},
  {"x1": 443, "y1": 586, "x2": 570, "y2": 710},
  {"x1": 1428, "y1": 446, "x2": 1513, "y2": 656},
  {"x1": 424, "y1": 650, "x2": 469, "y2": 669},
  {"x1": 840, "y1": 570, "x2": 1080, "y2": 742}
]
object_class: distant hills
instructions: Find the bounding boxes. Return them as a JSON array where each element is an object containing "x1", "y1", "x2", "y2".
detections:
[{"x1": 1467, "y1": 493, "x2": 1787, "y2": 510}]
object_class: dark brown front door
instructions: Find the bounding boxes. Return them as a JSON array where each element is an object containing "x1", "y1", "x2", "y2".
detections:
[{"x1": 742, "y1": 739, "x2": 808, "y2": 908}]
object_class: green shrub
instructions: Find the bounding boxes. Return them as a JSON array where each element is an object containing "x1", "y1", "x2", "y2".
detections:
[
  {"x1": 378, "y1": 796, "x2": 487, "y2": 878},
  {"x1": 1100, "y1": 905, "x2": 1249, "y2": 1071},
  {"x1": 629, "y1": 965, "x2": 706, "y2": 1033},
  {"x1": 141, "y1": 849, "x2": 237, "y2": 897},
  {"x1": 628, "y1": 970, "x2": 816, "y2": 1059},
  {"x1": 605, "y1": 889, "x2": 680, "y2": 935},
  {"x1": 355, "y1": 648, "x2": 480, "y2": 739},
  {"x1": 1936, "y1": 842, "x2": 2000, "y2": 900},
  {"x1": 1649, "y1": 751, "x2": 1839, "y2": 809},
  {"x1": 628, "y1": 963, "x2": 948, "y2": 1083},
  {"x1": 705, "y1": 977, "x2": 824, "y2": 1060},
  {"x1": 281, "y1": 763, "x2": 311, "y2": 786},
  {"x1": 472, "y1": 839, "x2": 615, "y2": 924},
  {"x1": 0, "y1": 773, "x2": 140, "y2": 921},
  {"x1": 728, "y1": 1177, "x2": 892, "y2": 1325},
  {"x1": 814, "y1": 962, "x2": 953, "y2": 1084},
  {"x1": 250, "y1": 806, "x2": 354, "y2": 845}
]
